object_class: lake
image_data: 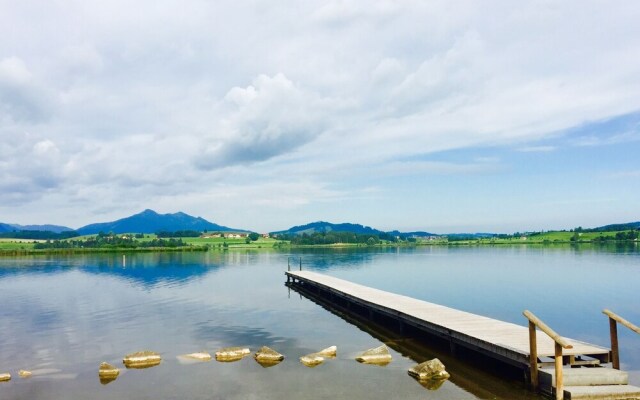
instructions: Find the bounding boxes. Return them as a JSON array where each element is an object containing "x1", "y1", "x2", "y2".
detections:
[{"x1": 0, "y1": 244, "x2": 638, "y2": 399}]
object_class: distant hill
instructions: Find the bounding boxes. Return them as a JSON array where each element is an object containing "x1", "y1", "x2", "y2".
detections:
[
  {"x1": 10, "y1": 224, "x2": 73, "y2": 233},
  {"x1": 77, "y1": 209, "x2": 244, "y2": 235},
  {"x1": 271, "y1": 221, "x2": 435, "y2": 239},
  {"x1": 386, "y1": 230, "x2": 437, "y2": 239},
  {"x1": 587, "y1": 221, "x2": 640, "y2": 232},
  {"x1": 445, "y1": 233, "x2": 497, "y2": 240},
  {"x1": 0, "y1": 222, "x2": 73, "y2": 234},
  {"x1": 272, "y1": 221, "x2": 382, "y2": 236},
  {"x1": 0, "y1": 223, "x2": 13, "y2": 233}
]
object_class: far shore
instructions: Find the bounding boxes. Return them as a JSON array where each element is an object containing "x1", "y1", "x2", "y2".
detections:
[{"x1": 0, "y1": 238, "x2": 637, "y2": 256}]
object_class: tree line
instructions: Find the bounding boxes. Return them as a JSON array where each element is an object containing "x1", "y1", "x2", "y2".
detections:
[
  {"x1": 272, "y1": 231, "x2": 403, "y2": 245},
  {"x1": 34, "y1": 233, "x2": 188, "y2": 249},
  {"x1": 0, "y1": 230, "x2": 80, "y2": 240}
]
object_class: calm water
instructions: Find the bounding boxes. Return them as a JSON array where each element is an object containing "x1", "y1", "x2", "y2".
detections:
[{"x1": 0, "y1": 245, "x2": 638, "y2": 399}]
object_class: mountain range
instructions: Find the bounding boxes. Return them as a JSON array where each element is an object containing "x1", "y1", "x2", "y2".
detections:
[{"x1": 1, "y1": 210, "x2": 638, "y2": 237}]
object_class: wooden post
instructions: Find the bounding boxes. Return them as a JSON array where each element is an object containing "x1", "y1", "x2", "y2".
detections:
[
  {"x1": 288, "y1": 257, "x2": 290, "y2": 271},
  {"x1": 299, "y1": 257, "x2": 302, "y2": 271},
  {"x1": 555, "y1": 342, "x2": 564, "y2": 400},
  {"x1": 609, "y1": 317, "x2": 620, "y2": 369},
  {"x1": 528, "y1": 321, "x2": 539, "y2": 390}
]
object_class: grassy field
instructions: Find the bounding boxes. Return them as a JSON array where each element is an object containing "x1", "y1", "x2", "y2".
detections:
[
  {"x1": 183, "y1": 236, "x2": 282, "y2": 248},
  {"x1": 0, "y1": 238, "x2": 37, "y2": 250},
  {"x1": 0, "y1": 230, "x2": 636, "y2": 254},
  {"x1": 421, "y1": 229, "x2": 638, "y2": 245}
]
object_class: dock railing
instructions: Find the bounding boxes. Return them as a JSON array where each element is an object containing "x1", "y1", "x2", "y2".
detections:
[
  {"x1": 523, "y1": 310, "x2": 573, "y2": 400},
  {"x1": 603, "y1": 309, "x2": 640, "y2": 370}
]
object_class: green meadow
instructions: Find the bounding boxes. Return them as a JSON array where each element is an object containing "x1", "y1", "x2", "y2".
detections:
[{"x1": 0, "y1": 230, "x2": 637, "y2": 255}]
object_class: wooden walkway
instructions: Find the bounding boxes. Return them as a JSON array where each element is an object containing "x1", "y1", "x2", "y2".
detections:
[{"x1": 285, "y1": 270, "x2": 610, "y2": 369}]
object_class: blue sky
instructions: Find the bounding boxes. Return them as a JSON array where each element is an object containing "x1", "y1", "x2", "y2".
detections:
[{"x1": 0, "y1": 1, "x2": 639, "y2": 233}]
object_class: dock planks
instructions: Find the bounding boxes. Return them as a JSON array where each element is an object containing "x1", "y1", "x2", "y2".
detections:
[{"x1": 285, "y1": 270, "x2": 610, "y2": 368}]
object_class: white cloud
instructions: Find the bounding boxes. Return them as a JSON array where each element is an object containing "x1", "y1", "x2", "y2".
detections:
[
  {"x1": 0, "y1": 57, "x2": 52, "y2": 122},
  {"x1": 195, "y1": 73, "x2": 335, "y2": 169}
]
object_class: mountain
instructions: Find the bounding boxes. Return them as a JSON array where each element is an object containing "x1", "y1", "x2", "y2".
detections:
[
  {"x1": 271, "y1": 221, "x2": 435, "y2": 238},
  {"x1": 77, "y1": 209, "x2": 244, "y2": 235}
]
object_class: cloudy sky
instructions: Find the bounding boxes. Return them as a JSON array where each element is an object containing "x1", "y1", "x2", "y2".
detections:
[{"x1": 1, "y1": 1, "x2": 639, "y2": 233}]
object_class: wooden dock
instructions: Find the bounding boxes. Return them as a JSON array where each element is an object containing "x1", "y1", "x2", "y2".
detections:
[{"x1": 286, "y1": 270, "x2": 640, "y2": 400}]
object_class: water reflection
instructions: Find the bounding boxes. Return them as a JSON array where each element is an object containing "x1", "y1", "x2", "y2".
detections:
[{"x1": 0, "y1": 246, "x2": 637, "y2": 399}]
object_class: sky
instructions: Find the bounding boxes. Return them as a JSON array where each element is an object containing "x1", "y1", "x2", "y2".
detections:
[{"x1": 1, "y1": 1, "x2": 639, "y2": 234}]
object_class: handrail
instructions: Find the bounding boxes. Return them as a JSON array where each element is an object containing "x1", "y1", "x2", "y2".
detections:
[
  {"x1": 603, "y1": 309, "x2": 639, "y2": 370},
  {"x1": 523, "y1": 310, "x2": 572, "y2": 400},
  {"x1": 603, "y1": 309, "x2": 640, "y2": 334},
  {"x1": 524, "y1": 310, "x2": 573, "y2": 348}
]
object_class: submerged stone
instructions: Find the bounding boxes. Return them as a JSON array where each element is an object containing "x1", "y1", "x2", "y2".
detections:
[
  {"x1": 299, "y1": 353, "x2": 325, "y2": 367},
  {"x1": 179, "y1": 352, "x2": 212, "y2": 362},
  {"x1": 98, "y1": 362, "x2": 120, "y2": 385},
  {"x1": 215, "y1": 347, "x2": 250, "y2": 362},
  {"x1": 407, "y1": 358, "x2": 450, "y2": 383},
  {"x1": 355, "y1": 344, "x2": 392, "y2": 365},
  {"x1": 316, "y1": 346, "x2": 337, "y2": 358},
  {"x1": 0, "y1": 373, "x2": 10, "y2": 382},
  {"x1": 254, "y1": 346, "x2": 284, "y2": 367},
  {"x1": 300, "y1": 345, "x2": 337, "y2": 367},
  {"x1": 18, "y1": 370, "x2": 32, "y2": 378},
  {"x1": 123, "y1": 351, "x2": 162, "y2": 369}
]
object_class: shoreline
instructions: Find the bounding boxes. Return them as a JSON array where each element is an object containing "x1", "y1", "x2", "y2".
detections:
[{"x1": 0, "y1": 239, "x2": 637, "y2": 256}]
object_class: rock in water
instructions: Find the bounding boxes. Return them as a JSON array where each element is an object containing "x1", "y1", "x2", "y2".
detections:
[
  {"x1": 123, "y1": 351, "x2": 162, "y2": 369},
  {"x1": 254, "y1": 346, "x2": 284, "y2": 367},
  {"x1": 98, "y1": 362, "x2": 120, "y2": 385},
  {"x1": 215, "y1": 347, "x2": 250, "y2": 362},
  {"x1": 299, "y1": 353, "x2": 325, "y2": 367},
  {"x1": 18, "y1": 370, "x2": 32, "y2": 378},
  {"x1": 316, "y1": 346, "x2": 337, "y2": 358},
  {"x1": 407, "y1": 358, "x2": 450, "y2": 383},
  {"x1": 300, "y1": 345, "x2": 337, "y2": 367},
  {"x1": 0, "y1": 373, "x2": 10, "y2": 382},
  {"x1": 179, "y1": 352, "x2": 212, "y2": 362},
  {"x1": 355, "y1": 344, "x2": 392, "y2": 365}
]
